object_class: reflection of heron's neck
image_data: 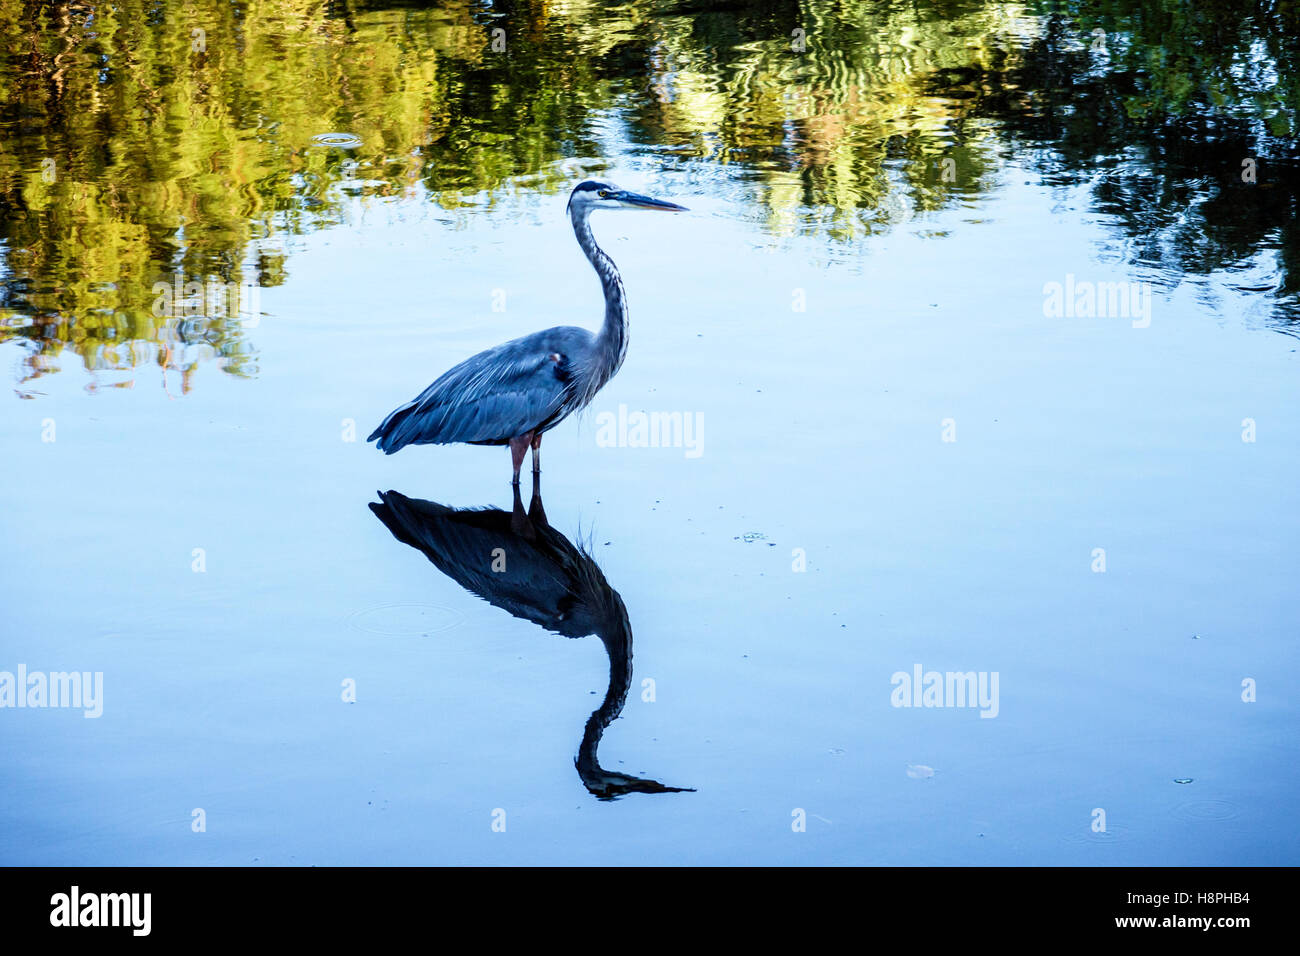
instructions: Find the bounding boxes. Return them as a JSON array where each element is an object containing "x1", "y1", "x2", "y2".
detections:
[
  {"x1": 575, "y1": 617, "x2": 633, "y2": 778},
  {"x1": 571, "y1": 208, "x2": 629, "y2": 384}
]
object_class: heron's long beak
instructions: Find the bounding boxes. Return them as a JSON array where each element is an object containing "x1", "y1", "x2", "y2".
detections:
[{"x1": 614, "y1": 190, "x2": 688, "y2": 212}]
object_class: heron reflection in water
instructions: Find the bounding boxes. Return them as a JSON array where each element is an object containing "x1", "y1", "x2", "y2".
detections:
[{"x1": 369, "y1": 483, "x2": 693, "y2": 799}]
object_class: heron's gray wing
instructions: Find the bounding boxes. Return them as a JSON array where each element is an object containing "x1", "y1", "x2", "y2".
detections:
[{"x1": 368, "y1": 326, "x2": 593, "y2": 451}]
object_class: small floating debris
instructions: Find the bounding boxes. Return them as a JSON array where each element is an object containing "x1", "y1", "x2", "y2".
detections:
[
  {"x1": 907, "y1": 764, "x2": 936, "y2": 779},
  {"x1": 311, "y1": 132, "x2": 363, "y2": 149},
  {"x1": 1174, "y1": 778, "x2": 1194, "y2": 785}
]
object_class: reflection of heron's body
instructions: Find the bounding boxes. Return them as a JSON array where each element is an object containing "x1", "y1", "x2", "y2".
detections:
[
  {"x1": 368, "y1": 181, "x2": 688, "y2": 483},
  {"x1": 369, "y1": 485, "x2": 692, "y2": 798}
]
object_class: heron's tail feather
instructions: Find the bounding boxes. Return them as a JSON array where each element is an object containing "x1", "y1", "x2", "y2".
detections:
[{"x1": 368, "y1": 400, "x2": 429, "y2": 454}]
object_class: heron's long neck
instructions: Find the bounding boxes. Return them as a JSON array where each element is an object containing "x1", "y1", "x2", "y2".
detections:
[{"x1": 571, "y1": 209, "x2": 628, "y2": 381}]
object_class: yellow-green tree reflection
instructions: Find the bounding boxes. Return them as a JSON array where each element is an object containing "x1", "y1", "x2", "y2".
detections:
[{"x1": 1, "y1": 0, "x2": 1295, "y2": 392}]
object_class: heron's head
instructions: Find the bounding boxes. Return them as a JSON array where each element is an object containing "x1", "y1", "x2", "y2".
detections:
[{"x1": 566, "y1": 180, "x2": 688, "y2": 217}]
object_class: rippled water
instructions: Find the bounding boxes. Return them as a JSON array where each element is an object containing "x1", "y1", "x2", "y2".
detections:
[{"x1": 2, "y1": 0, "x2": 1298, "y2": 865}]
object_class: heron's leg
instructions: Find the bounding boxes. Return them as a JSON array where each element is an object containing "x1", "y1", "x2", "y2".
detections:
[
  {"x1": 508, "y1": 434, "x2": 532, "y2": 486},
  {"x1": 530, "y1": 433, "x2": 542, "y2": 476}
]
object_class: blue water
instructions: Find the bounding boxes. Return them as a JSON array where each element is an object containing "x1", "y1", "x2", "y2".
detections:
[{"x1": 2, "y1": 1, "x2": 1298, "y2": 865}]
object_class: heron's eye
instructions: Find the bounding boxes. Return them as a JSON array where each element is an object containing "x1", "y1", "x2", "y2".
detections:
[{"x1": 597, "y1": 189, "x2": 609, "y2": 198}]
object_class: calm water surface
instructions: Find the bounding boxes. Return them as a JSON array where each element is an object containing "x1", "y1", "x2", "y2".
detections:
[{"x1": 2, "y1": 0, "x2": 1298, "y2": 865}]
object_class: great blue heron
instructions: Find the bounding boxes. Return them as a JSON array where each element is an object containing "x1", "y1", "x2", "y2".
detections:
[
  {"x1": 369, "y1": 483, "x2": 694, "y2": 798},
  {"x1": 368, "y1": 180, "x2": 688, "y2": 482}
]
